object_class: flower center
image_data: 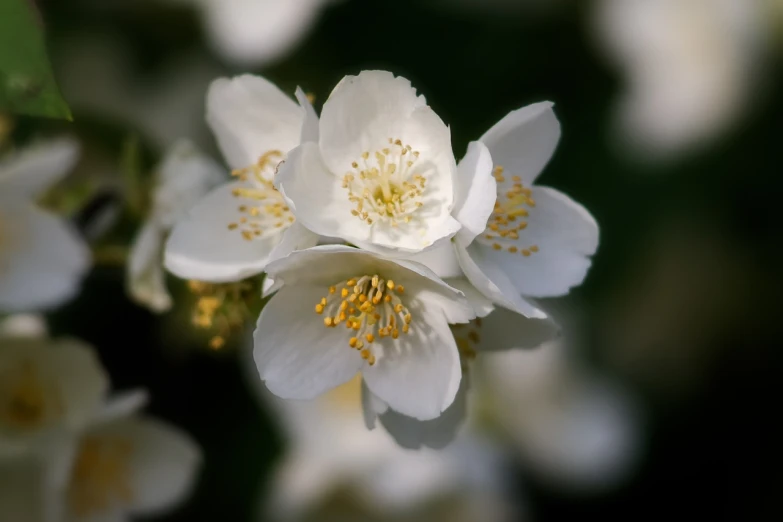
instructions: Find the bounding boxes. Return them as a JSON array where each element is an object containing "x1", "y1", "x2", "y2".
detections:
[
  {"x1": 68, "y1": 436, "x2": 134, "y2": 517},
  {"x1": 479, "y1": 166, "x2": 539, "y2": 257},
  {"x1": 227, "y1": 150, "x2": 294, "y2": 241},
  {"x1": 314, "y1": 274, "x2": 413, "y2": 366},
  {"x1": 342, "y1": 138, "x2": 427, "y2": 228},
  {"x1": 0, "y1": 360, "x2": 61, "y2": 432},
  {"x1": 188, "y1": 279, "x2": 259, "y2": 350}
]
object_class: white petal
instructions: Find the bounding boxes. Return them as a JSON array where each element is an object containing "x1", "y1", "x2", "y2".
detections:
[
  {"x1": 163, "y1": 182, "x2": 282, "y2": 282},
  {"x1": 93, "y1": 390, "x2": 149, "y2": 425},
  {"x1": 90, "y1": 417, "x2": 201, "y2": 516},
  {"x1": 378, "y1": 375, "x2": 468, "y2": 449},
  {"x1": 453, "y1": 141, "x2": 496, "y2": 244},
  {"x1": 403, "y1": 240, "x2": 462, "y2": 279},
  {"x1": 445, "y1": 278, "x2": 494, "y2": 318},
  {"x1": 267, "y1": 221, "x2": 320, "y2": 264},
  {"x1": 202, "y1": 0, "x2": 325, "y2": 66},
  {"x1": 254, "y1": 285, "x2": 363, "y2": 400},
  {"x1": 362, "y1": 301, "x2": 462, "y2": 420},
  {"x1": 152, "y1": 140, "x2": 225, "y2": 228},
  {"x1": 264, "y1": 245, "x2": 474, "y2": 324},
  {"x1": 0, "y1": 138, "x2": 80, "y2": 198},
  {"x1": 318, "y1": 70, "x2": 427, "y2": 174},
  {"x1": 472, "y1": 306, "x2": 559, "y2": 352},
  {"x1": 455, "y1": 239, "x2": 547, "y2": 319},
  {"x1": 0, "y1": 203, "x2": 90, "y2": 313},
  {"x1": 127, "y1": 220, "x2": 171, "y2": 313},
  {"x1": 360, "y1": 378, "x2": 387, "y2": 430},
  {"x1": 46, "y1": 339, "x2": 110, "y2": 432},
  {"x1": 479, "y1": 102, "x2": 560, "y2": 185},
  {"x1": 206, "y1": 75, "x2": 302, "y2": 170},
  {"x1": 275, "y1": 143, "x2": 371, "y2": 245},
  {"x1": 0, "y1": 314, "x2": 48, "y2": 339},
  {"x1": 295, "y1": 87, "x2": 319, "y2": 144},
  {"x1": 481, "y1": 186, "x2": 599, "y2": 297}
]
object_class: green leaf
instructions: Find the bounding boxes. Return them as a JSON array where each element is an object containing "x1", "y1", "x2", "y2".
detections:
[{"x1": 0, "y1": 0, "x2": 71, "y2": 120}]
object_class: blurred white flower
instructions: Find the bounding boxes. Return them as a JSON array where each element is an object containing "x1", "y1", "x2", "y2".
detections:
[
  {"x1": 0, "y1": 390, "x2": 202, "y2": 522},
  {"x1": 475, "y1": 338, "x2": 643, "y2": 492},
  {"x1": 0, "y1": 336, "x2": 108, "y2": 459},
  {"x1": 276, "y1": 70, "x2": 462, "y2": 256},
  {"x1": 165, "y1": 74, "x2": 319, "y2": 283},
  {"x1": 254, "y1": 245, "x2": 474, "y2": 421},
  {"x1": 0, "y1": 139, "x2": 91, "y2": 313},
  {"x1": 454, "y1": 103, "x2": 598, "y2": 314},
  {"x1": 255, "y1": 373, "x2": 518, "y2": 522},
  {"x1": 128, "y1": 140, "x2": 224, "y2": 312},
  {"x1": 594, "y1": 0, "x2": 769, "y2": 158},
  {"x1": 170, "y1": 0, "x2": 335, "y2": 67}
]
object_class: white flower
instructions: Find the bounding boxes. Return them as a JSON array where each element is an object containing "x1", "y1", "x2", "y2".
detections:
[
  {"x1": 128, "y1": 140, "x2": 224, "y2": 312},
  {"x1": 275, "y1": 70, "x2": 462, "y2": 256},
  {"x1": 363, "y1": 282, "x2": 559, "y2": 450},
  {"x1": 254, "y1": 245, "x2": 475, "y2": 421},
  {"x1": 0, "y1": 390, "x2": 202, "y2": 522},
  {"x1": 246, "y1": 371, "x2": 517, "y2": 522},
  {"x1": 0, "y1": 336, "x2": 108, "y2": 458},
  {"x1": 451, "y1": 103, "x2": 598, "y2": 314},
  {"x1": 0, "y1": 139, "x2": 91, "y2": 313},
  {"x1": 172, "y1": 0, "x2": 336, "y2": 66},
  {"x1": 164, "y1": 74, "x2": 320, "y2": 283},
  {"x1": 476, "y1": 338, "x2": 643, "y2": 492},
  {"x1": 593, "y1": 0, "x2": 767, "y2": 157}
]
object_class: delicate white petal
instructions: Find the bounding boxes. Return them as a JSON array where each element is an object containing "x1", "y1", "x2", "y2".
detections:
[
  {"x1": 295, "y1": 87, "x2": 319, "y2": 144},
  {"x1": 206, "y1": 75, "x2": 302, "y2": 169},
  {"x1": 202, "y1": 0, "x2": 326, "y2": 66},
  {"x1": 318, "y1": 70, "x2": 427, "y2": 173},
  {"x1": 455, "y1": 239, "x2": 547, "y2": 319},
  {"x1": 93, "y1": 390, "x2": 150, "y2": 425},
  {"x1": 267, "y1": 221, "x2": 320, "y2": 264},
  {"x1": 0, "y1": 314, "x2": 48, "y2": 339},
  {"x1": 46, "y1": 339, "x2": 110, "y2": 432},
  {"x1": 362, "y1": 302, "x2": 462, "y2": 420},
  {"x1": 479, "y1": 102, "x2": 560, "y2": 185},
  {"x1": 254, "y1": 285, "x2": 363, "y2": 400},
  {"x1": 482, "y1": 186, "x2": 599, "y2": 297},
  {"x1": 453, "y1": 141, "x2": 496, "y2": 244},
  {"x1": 164, "y1": 182, "x2": 281, "y2": 282},
  {"x1": 472, "y1": 306, "x2": 559, "y2": 352},
  {"x1": 0, "y1": 203, "x2": 90, "y2": 313},
  {"x1": 0, "y1": 138, "x2": 80, "y2": 198},
  {"x1": 378, "y1": 375, "x2": 469, "y2": 449},
  {"x1": 264, "y1": 245, "x2": 474, "y2": 324},
  {"x1": 360, "y1": 378, "x2": 387, "y2": 430},
  {"x1": 152, "y1": 140, "x2": 225, "y2": 228},
  {"x1": 402, "y1": 240, "x2": 462, "y2": 279},
  {"x1": 90, "y1": 417, "x2": 201, "y2": 516},
  {"x1": 445, "y1": 278, "x2": 494, "y2": 318},
  {"x1": 127, "y1": 220, "x2": 171, "y2": 313},
  {"x1": 276, "y1": 143, "x2": 371, "y2": 244}
]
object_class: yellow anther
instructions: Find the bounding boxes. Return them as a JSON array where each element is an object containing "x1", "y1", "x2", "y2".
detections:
[
  {"x1": 349, "y1": 337, "x2": 358, "y2": 348},
  {"x1": 365, "y1": 333, "x2": 375, "y2": 343},
  {"x1": 315, "y1": 304, "x2": 324, "y2": 314},
  {"x1": 386, "y1": 280, "x2": 395, "y2": 290},
  {"x1": 324, "y1": 317, "x2": 333, "y2": 327}
]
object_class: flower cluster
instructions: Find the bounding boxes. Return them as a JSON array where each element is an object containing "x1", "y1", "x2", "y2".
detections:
[
  {"x1": 162, "y1": 70, "x2": 599, "y2": 448},
  {"x1": 0, "y1": 317, "x2": 201, "y2": 522}
]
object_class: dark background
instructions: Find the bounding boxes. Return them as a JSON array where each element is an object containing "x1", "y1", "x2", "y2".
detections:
[{"x1": 13, "y1": 0, "x2": 783, "y2": 520}]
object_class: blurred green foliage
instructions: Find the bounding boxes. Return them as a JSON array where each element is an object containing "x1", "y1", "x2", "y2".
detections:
[{"x1": 0, "y1": 0, "x2": 71, "y2": 120}]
